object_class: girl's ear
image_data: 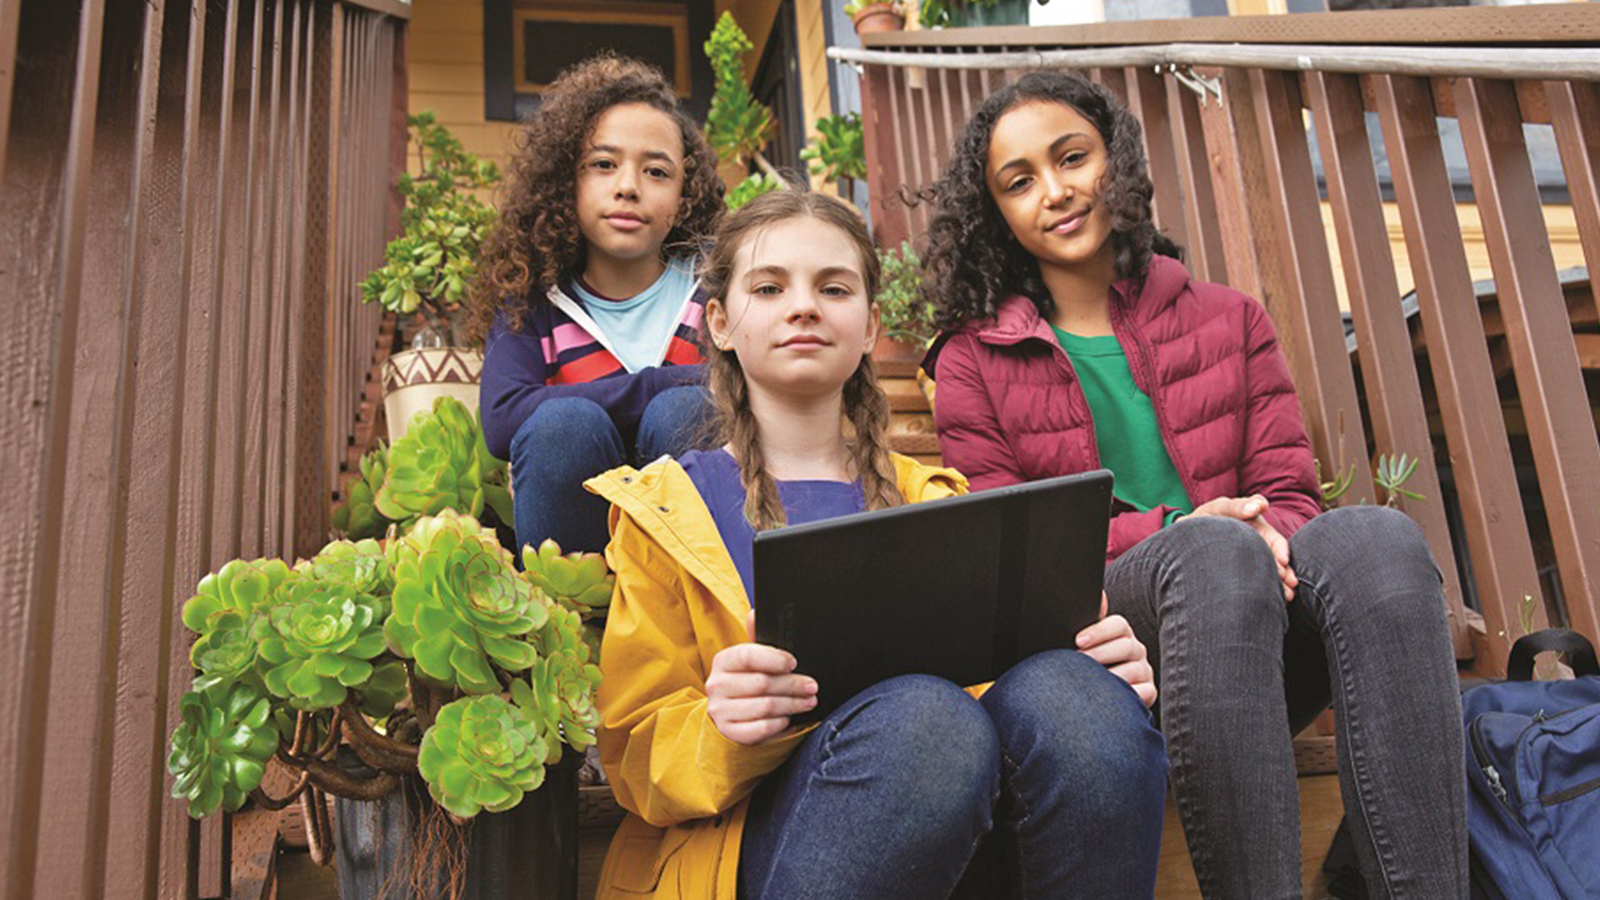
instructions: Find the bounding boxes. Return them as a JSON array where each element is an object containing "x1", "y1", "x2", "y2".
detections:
[
  {"x1": 706, "y1": 297, "x2": 732, "y2": 351},
  {"x1": 863, "y1": 301, "x2": 883, "y2": 356}
]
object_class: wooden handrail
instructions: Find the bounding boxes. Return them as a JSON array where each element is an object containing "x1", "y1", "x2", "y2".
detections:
[{"x1": 830, "y1": 44, "x2": 1600, "y2": 82}]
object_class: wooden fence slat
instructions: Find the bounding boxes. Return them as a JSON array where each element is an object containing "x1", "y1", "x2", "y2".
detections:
[
  {"x1": 898, "y1": 62, "x2": 929, "y2": 239},
  {"x1": 261, "y1": 0, "x2": 288, "y2": 559},
  {"x1": 237, "y1": 0, "x2": 268, "y2": 561},
  {"x1": 293, "y1": 0, "x2": 329, "y2": 559},
  {"x1": 4, "y1": 1, "x2": 110, "y2": 898},
  {"x1": 1196, "y1": 68, "x2": 1265, "y2": 299},
  {"x1": 1373, "y1": 74, "x2": 1543, "y2": 669},
  {"x1": 323, "y1": 1, "x2": 345, "y2": 528},
  {"x1": 1246, "y1": 67, "x2": 1376, "y2": 505},
  {"x1": 1546, "y1": 80, "x2": 1600, "y2": 328},
  {"x1": 1129, "y1": 66, "x2": 1188, "y2": 252},
  {"x1": 1456, "y1": 76, "x2": 1600, "y2": 641},
  {"x1": 0, "y1": 0, "x2": 19, "y2": 179},
  {"x1": 1306, "y1": 71, "x2": 1470, "y2": 657},
  {"x1": 1168, "y1": 74, "x2": 1228, "y2": 285}
]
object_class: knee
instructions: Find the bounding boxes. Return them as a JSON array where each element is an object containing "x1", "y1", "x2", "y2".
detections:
[
  {"x1": 848, "y1": 676, "x2": 999, "y2": 811},
  {"x1": 987, "y1": 651, "x2": 1167, "y2": 797},
  {"x1": 637, "y1": 386, "x2": 711, "y2": 457},
  {"x1": 1155, "y1": 515, "x2": 1284, "y2": 627},
  {"x1": 1297, "y1": 505, "x2": 1434, "y2": 573},
  {"x1": 510, "y1": 398, "x2": 614, "y2": 463}
]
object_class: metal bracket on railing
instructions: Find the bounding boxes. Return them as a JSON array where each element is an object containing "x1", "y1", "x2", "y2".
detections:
[{"x1": 1160, "y1": 63, "x2": 1223, "y2": 108}]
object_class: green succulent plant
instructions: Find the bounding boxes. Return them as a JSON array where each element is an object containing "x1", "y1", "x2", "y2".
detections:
[
  {"x1": 257, "y1": 578, "x2": 390, "y2": 710},
  {"x1": 299, "y1": 538, "x2": 393, "y2": 596},
  {"x1": 332, "y1": 442, "x2": 393, "y2": 540},
  {"x1": 182, "y1": 558, "x2": 294, "y2": 633},
  {"x1": 385, "y1": 510, "x2": 546, "y2": 694},
  {"x1": 167, "y1": 681, "x2": 280, "y2": 819},
  {"x1": 361, "y1": 112, "x2": 501, "y2": 338},
  {"x1": 375, "y1": 397, "x2": 513, "y2": 529},
  {"x1": 359, "y1": 660, "x2": 410, "y2": 719},
  {"x1": 704, "y1": 13, "x2": 774, "y2": 166},
  {"x1": 514, "y1": 610, "x2": 602, "y2": 763},
  {"x1": 800, "y1": 112, "x2": 866, "y2": 184},
  {"x1": 875, "y1": 242, "x2": 935, "y2": 344},
  {"x1": 522, "y1": 539, "x2": 614, "y2": 622},
  {"x1": 726, "y1": 172, "x2": 784, "y2": 211},
  {"x1": 417, "y1": 694, "x2": 548, "y2": 818}
]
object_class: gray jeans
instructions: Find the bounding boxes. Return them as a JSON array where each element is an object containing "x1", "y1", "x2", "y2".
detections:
[{"x1": 1105, "y1": 506, "x2": 1467, "y2": 900}]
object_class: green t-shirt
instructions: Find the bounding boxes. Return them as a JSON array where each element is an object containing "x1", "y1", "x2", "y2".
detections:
[{"x1": 1054, "y1": 328, "x2": 1192, "y2": 522}]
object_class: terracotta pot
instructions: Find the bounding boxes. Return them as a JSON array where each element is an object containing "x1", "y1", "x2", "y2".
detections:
[
  {"x1": 381, "y1": 346, "x2": 485, "y2": 442},
  {"x1": 852, "y1": 3, "x2": 905, "y2": 34}
]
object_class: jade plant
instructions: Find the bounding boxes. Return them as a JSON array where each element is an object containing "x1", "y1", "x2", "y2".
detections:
[
  {"x1": 360, "y1": 111, "x2": 501, "y2": 345},
  {"x1": 167, "y1": 515, "x2": 609, "y2": 877},
  {"x1": 800, "y1": 112, "x2": 866, "y2": 194}
]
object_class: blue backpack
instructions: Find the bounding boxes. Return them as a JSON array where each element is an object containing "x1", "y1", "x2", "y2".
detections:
[{"x1": 1463, "y1": 629, "x2": 1600, "y2": 900}]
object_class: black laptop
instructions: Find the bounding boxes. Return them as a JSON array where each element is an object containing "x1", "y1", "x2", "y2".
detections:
[{"x1": 752, "y1": 469, "x2": 1114, "y2": 723}]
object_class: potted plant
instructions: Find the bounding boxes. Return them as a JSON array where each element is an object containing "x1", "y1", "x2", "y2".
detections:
[
  {"x1": 845, "y1": 0, "x2": 907, "y2": 34},
  {"x1": 363, "y1": 111, "x2": 501, "y2": 442},
  {"x1": 920, "y1": 0, "x2": 1038, "y2": 28},
  {"x1": 170, "y1": 398, "x2": 600, "y2": 900},
  {"x1": 801, "y1": 112, "x2": 867, "y2": 199},
  {"x1": 705, "y1": 12, "x2": 788, "y2": 208}
]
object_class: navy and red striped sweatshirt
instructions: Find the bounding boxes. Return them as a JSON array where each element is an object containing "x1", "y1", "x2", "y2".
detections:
[{"x1": 479, "y1": 277, "x2": 707, "y2": 461}]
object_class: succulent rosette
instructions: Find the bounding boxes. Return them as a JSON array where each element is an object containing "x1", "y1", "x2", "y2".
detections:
[
  {"x1": 167, "y1": 681, "x2": 279, "y2": 819},
  {"x1": 522, "y1": 539, "x2": 614, "y2": 621},
  {"x1": 182, "y1": 558, "x2": 293, "y2": 633},
  {"x1": 417, "y1": 694, "x2": 548, "y2": 818},
  {"x1": 358, "y1": 659, "x2": 410, "y2": 718},
  {"x1": 331, "y1": 442, "x2": 392, "y2": 540},
  {"x1": 373, "y1": 397, "x2": 510, "y2": 528},
  {"x1": 512, "y1": 623, "x2": 602, "y2": 764},
  {"x1": 385, "y1": 510, "x2": 545, "y2": 693},
  {"x1": 298, "y1": 538, "x2": 393, "y2": 596},
  {"x1": 257, "y1": 578, "x2": 389, "y2": 710}
]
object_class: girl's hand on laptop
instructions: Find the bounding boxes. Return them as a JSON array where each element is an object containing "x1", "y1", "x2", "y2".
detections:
[
  {"x1": 1186, "y1": 494, "x2": 1298, "y2": 602},
  {"x1": 1075, "y1": 602, "x2": 1156, "y2": 708},
  {"x1": 706, "y1": 611, "x2": 820, "y2": 745}
]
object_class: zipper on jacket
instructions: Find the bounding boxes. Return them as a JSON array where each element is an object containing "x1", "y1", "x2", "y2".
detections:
[
  {"x1": 1108, "y1": 299, "x2": 1200, "y2": 509},
  {"x1": 1470, "y1": 718, "x2": 1513, "y2": 809}
]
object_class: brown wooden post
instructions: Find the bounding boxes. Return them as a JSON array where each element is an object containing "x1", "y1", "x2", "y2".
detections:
[
  {"x1": 1195, "y1": 69, "x2": 1266, "y2": 302},
  {"x1": 1374, "y1": 74, "x2": 1543, "y2": 669},
  {"x1": 1546, "y1": 80, "x2": 1600, "y2": 327},
  {"x1": 1129, "y1": 66, "x2": 1189, "y2": 253},
  {"x1": 1167, "y1": 76, "x2": 1227, "y2": 285},
  {"x1": 1456, "y1": 76, "x2": 1600, "y2": 642},
  {"x1": 1305, "y1": 71, "x2": 1471, "y2": 657},
  {"x1": 862, "y1": 62, "x2": 910, "y2": 248},
  {"x1": 0, "y1": 0, "x2": 19, "y2": 179},
  {"x1": 1246, "y1": 68, "x2": 1376, "y2": 505}
]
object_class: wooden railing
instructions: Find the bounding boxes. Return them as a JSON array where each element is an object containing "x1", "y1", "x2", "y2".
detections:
[
  {"x1": 0, "y1": 1, "x2": 407, "y2": 898},
  {"x1": 842, "y1": 4, "x2": 1600, "y2": 670}
]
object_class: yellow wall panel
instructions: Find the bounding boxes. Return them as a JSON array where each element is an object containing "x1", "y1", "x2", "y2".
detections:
[{"x1": 412, "y1": 0, "x2": 485, "y2": 33}]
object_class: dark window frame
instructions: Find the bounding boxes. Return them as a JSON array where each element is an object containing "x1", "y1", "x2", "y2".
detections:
[{"x1": 484, "y1": 0, "x2": 717, "y2": 123}]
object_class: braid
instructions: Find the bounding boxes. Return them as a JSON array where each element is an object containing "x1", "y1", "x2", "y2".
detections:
[
  {"x1": 842, "y1": 360, "x2": 905, "y2": 513},
  {"x1": 709, "y1": 346, "x2": 786, "y2": 530}
]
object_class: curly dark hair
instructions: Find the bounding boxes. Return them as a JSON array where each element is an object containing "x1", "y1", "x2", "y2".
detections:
[
  {"x1": 923, "y1": 70, "x2": 1182, "y2": 331},
  {"x1": 463, "y1": 54, "x2": 725, "y2": 345}
]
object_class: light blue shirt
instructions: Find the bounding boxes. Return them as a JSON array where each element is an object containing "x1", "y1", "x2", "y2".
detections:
[{"x1": 570, "y1": 257, "x2": 698, "y2": 374}]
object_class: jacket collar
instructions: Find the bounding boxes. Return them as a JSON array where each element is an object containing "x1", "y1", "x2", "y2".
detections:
[
  {"x1": 585, "y1": 454, "x2": 967, "y2": 624},
  {"x1": 967, "y1": 255, "x2": 1191, "y2": 347}
]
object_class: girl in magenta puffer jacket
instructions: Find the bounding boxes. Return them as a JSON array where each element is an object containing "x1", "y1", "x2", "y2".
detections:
[{"x1": 923, "y1": 71, "x2": 1467, "y2": 900}]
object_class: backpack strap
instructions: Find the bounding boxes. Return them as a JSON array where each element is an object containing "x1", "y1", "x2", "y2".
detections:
[{"x1": 1507, "y1": 628, "x2": 1600, "y2": 681}]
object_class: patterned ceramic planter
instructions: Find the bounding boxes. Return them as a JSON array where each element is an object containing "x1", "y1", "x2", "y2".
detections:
[{"x1": 381, "y1": 347, "x2": 485, "y2": 442}]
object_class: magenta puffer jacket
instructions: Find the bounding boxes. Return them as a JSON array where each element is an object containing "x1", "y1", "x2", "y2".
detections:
[{"x1": 925, "y1": 254, "x2": 1322, "y2": 562}]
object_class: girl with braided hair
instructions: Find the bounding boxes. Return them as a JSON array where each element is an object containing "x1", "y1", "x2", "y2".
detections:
[{"x1": 585, "y1": 189, "x2": 1167, "y2": 900}]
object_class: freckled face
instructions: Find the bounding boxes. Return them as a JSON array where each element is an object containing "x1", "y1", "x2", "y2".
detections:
[
  {"x1": 707, "y1": 217, "x2": 880, "y2": 399},
  {"x1": 574, "y1": 102, "x2": 685, "y2": 264},
  {"x1": 986, "y1": 100, "x2": 1115, "y2": 273}
]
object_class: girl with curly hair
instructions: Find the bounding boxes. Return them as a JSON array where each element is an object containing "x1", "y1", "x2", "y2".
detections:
[
  {"x1": 586, "y1": 190, "x2": 1167, "y2": 900},
  {"x1": 922, "y1": 70, "x2": 1466, "y2": 899},
  {"x1": 471, "y1": 55, "x2": 725, "y2": 554}
]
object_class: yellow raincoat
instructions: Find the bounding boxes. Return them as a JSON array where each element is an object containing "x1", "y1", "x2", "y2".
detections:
[{"x1": 584, "y1": 453, "x2": 968, "y2": 900}]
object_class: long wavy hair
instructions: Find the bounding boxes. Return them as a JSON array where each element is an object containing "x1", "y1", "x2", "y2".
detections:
[
  {"x1": 699, "y1": 191, "x2": 903, "y2": 531},
  {"x1": 923, "y1": 70, "x2": 1183, "y2": 331},
  {"x1": 463, "y1": 55, "x2": 725, "y2": 345}
]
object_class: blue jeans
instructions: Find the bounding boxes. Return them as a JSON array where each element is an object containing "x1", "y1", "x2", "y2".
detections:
[
  {"x1": 508, "y1": 386, "x2": 710, "y2": 555},
  {"x1": 1105, "y1": 507, "x2": 1467, "y2": 900},
  {"x1": 737, "y1": 650, "x2": 1170, "y2": 900}
]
